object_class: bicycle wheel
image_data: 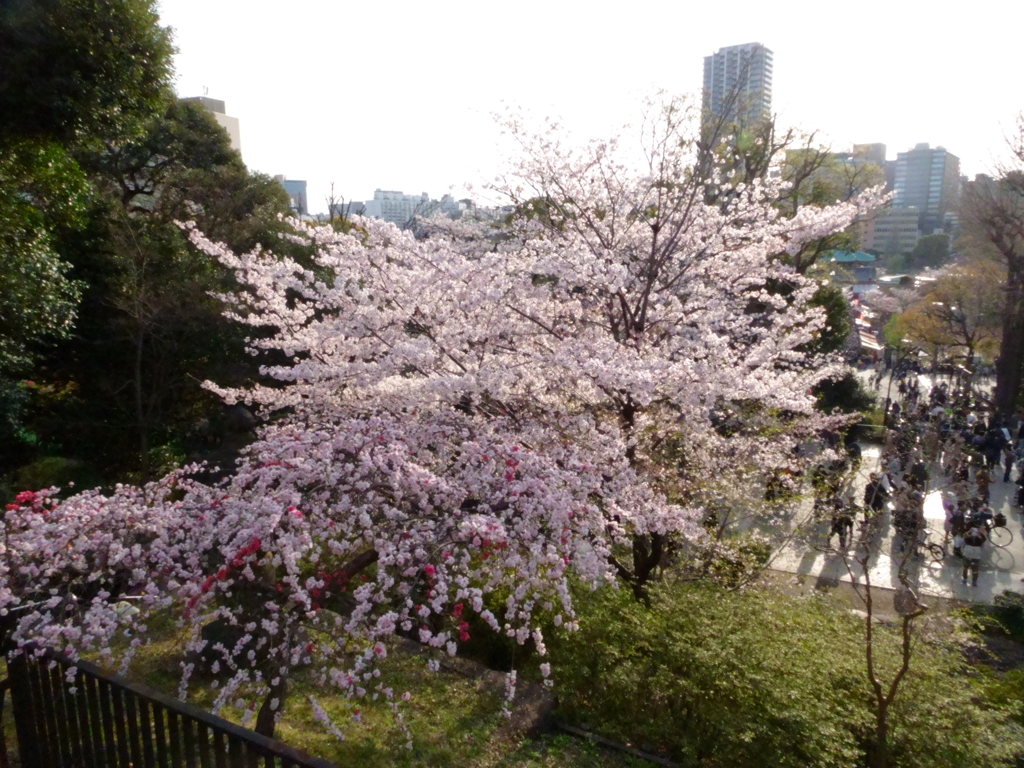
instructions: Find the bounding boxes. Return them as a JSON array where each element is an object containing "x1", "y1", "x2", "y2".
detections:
[
  {"x1": 925, "y1": 542, "x2": 946, "y2": 565},
  {"x1": 989, "y1": 525, "x2": 1013, "y2": 548}
]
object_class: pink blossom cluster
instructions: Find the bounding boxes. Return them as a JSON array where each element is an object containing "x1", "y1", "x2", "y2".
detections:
[{"x1": 0, "y1": 104, "x2": 880, "y2": 738}]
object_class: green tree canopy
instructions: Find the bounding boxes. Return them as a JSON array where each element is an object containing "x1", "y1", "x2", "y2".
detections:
[
  {"x1": 0, "y1": 141, "x2": 89, "y2": 373},
  {"x1": 910, "y1": 234, "x2": 950, "y2": 269},
  {"x1": 0, "y1": 0, "x2": 174, "y2": 146},
  {"x1": 31, "y1": 100, "x2": 292, "y2": 483}
]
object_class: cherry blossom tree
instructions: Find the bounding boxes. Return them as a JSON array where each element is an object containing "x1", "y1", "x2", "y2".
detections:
[{"x1": 0, "y1": 99, "x2": 882, "y2": 739}]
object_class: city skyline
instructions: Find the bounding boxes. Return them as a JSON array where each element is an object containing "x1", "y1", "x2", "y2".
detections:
[{"x1": 157, "y1": 0, "x2": 1024, "y2": 214}]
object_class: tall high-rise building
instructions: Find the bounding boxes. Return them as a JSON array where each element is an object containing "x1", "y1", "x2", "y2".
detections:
[
  {"x1": 892, "y1": 143, "x2": 960, "y2": 234},
  {"x1": 702, "y1": 43, "x2": 773, "y2": 125}
]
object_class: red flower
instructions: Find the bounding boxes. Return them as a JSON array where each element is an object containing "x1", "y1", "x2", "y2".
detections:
[{"x1": 452, "y1": 603, "x2": 464, "y2": 619}]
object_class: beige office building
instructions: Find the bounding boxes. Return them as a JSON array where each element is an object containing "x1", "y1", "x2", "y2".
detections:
[{"x1": 859, "y1": 207, "x2": 920, "y2": 255}]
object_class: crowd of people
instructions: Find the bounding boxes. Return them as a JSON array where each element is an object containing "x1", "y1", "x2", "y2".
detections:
[{"x1": 817, "y1": 363, "x2": 1024, "y2": 588}]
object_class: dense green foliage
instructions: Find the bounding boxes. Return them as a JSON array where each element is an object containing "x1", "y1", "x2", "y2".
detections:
[
  {"x1": 0, "y1": 141, "x2": 87, "y2": 373},
  {"x1": 975, "y1": 591, "x2": 1024, "y2": 646},
  {"x1": 0, "y1": 0, "x2": 174, "y2": 144},
  {"x1": 814, "y1": 372, "x2": 878, "y2": 414},
  {"x1": 910, "y1": 234, "x2": 950, "y2": 270},
  {"x1": 0, "y1": 0, "x2": 292, "y2": 486},
  {"x1": 35, "y1": 102, "x2": 291, "y2": 483},
  {"x1": 807, "y1": 282, "x2": 854, "y2": 355},
  {"x1": 549, "y1": 582, "x2": 1022, "y2": 768}
]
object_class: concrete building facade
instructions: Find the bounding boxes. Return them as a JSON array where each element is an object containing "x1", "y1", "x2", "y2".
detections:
[
  {"x1": 892, "y1": 143, "x2": 960, "y2": 234},
  {"x1": 353, "y1": 190, "x2": 431, "y2": 227},
  {"x1": 702, "y1": 43, "x2": 773, "y2": 125},
  {"x1": 860, "y1": 207, "x2": 921, "y2": 255}
]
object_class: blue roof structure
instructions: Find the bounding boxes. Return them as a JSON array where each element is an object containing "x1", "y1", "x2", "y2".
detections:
[{"x1": 825, "y1": 250, "x2": 877, "y2": 263}]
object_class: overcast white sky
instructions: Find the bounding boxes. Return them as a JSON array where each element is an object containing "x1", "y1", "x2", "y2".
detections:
[{"x1": 158, "y1": 0, "x2": 1024, "y2": 214}]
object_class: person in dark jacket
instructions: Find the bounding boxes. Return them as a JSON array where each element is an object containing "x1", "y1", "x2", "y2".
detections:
[
  {"x1": 908, "y1": 455, "x2": 930, "y2": 491},
  {"x1": 864, "y1": 473, "x2": 889, "y2": 518}
]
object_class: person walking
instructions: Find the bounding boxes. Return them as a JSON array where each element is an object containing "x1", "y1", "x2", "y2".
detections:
[
  {"x1": 975, "y1": 463, "x2": 992, "y2": 504},
  {"x1": 1003, "y1": 444, "x2": 1015, "y2": 483},
  {"x1": 864, "y1": 472, "x2": 889, "y2": 520},
  {"x1": 961, "y1": 524, "x2": 986, "y2": 587},
  {"x1": 894, "y1": 489, "x2": 924, "y2": 555},
  {"x1": 829, "y1": 498, "x2": 855, "y2": 550},
  {"x1": 908, "y1": 454, "x2": 930, "y2": 492},
  {"x1": 945, "y1": 497, "x2": 965, "y2": 556}
]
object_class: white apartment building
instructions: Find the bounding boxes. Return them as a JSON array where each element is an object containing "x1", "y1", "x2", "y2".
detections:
[{"x1": 702, "y1": 43, "x2": 773, "y2": 124}]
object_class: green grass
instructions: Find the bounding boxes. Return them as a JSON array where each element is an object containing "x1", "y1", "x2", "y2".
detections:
[{"x1": 110, "y1": 617, "x2": 643, "y2": 768}]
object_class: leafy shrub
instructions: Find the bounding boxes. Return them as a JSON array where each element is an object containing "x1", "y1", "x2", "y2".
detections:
[
  {"x1": 6, "y1": 455, "x2": 100, "y2": 500},
  {"x1": 990, "y1": 592, "x2": 1024, "y2": 643},
  {"x1": 548, "y1": 582, "x2": 1022, "y2": 768}
]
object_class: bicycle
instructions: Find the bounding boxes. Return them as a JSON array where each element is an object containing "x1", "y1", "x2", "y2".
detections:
[
  {"x1": 987, "y1": 520, "x2": 1013, "y2": 548},
  {"x1": 965, "y1": 512, "x2": 1013, "y2": 549},
  {"x1": 898, "y1": 525, "x2": 947, "y2": 566},
  {"x1": 920, "y1": 531, "x2": 948, "y2": 565}
]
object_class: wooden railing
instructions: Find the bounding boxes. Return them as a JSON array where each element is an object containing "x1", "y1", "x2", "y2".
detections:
[{"x1": 3, "y1": 647, "x2": 337, "y2": 768}]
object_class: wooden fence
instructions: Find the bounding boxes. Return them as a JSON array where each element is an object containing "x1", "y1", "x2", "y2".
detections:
[{"x1": 2, "y1": 648, "x2": 337, "y2": 768}]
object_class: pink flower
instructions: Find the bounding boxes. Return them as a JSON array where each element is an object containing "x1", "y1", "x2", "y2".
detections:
[{"x1": 423, "y1": 564, "x2": 435, "y2": 577}]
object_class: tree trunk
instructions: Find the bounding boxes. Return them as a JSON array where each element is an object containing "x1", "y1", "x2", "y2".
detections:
[
  {"x1": 252, "y1": 548, "x2": 379, "y2": 737},
  {"x1": 133, "y1": 329, "x2": 149, "y2": 483},
  {"x1": 995, "y1": 278, "x2": 1024, "y2": 415},
  {"x1": 868, "y1": 706, "x2": 889, "y2": 768},
  {"x1": 255, "y1": 671, "x2": 287, "y2": 738},
  {"x1": 629, "y1": 532, "x2": 664, "y2": 601}
]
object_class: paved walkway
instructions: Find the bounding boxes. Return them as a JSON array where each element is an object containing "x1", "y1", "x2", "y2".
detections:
[{"x1": 769, "y1": 371, "x2": 1022, "y2": 606}]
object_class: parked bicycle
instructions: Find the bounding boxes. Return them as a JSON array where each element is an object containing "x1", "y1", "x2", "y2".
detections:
[{"x1": 966, "y1": 508, "x2": 1013, "y2": 549}]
